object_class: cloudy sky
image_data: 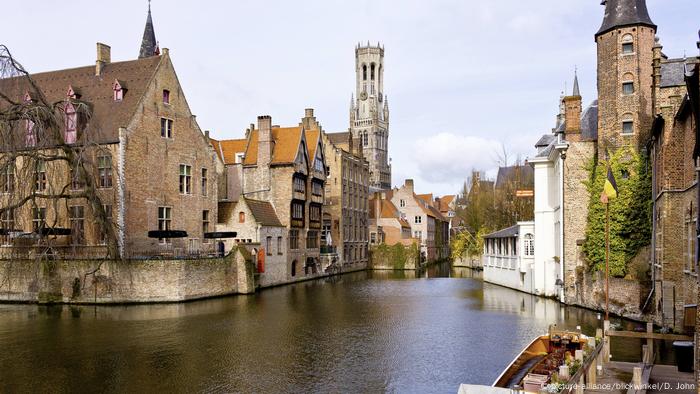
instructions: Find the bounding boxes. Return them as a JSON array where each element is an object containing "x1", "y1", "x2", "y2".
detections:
[{"x1": 3, "y1": 0, "x2": 699, "y2": 195}]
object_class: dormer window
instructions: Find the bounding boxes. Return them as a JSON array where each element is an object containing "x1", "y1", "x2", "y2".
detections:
[
  {"x1": 64, "y1": 103, "x2": 77, "y2": 144},
  {"x1": 66, "y1": 85, "x2": 80, "y2": 100},
  {"x1": 24, "y1": 93, "x2": 36, "y2": 147},
  {"x1": 163, "y1": 89, "x2": 170, "y2": 104},
  {"x1": 113, "y1": 80, "x2": 125, "y2": 102}
]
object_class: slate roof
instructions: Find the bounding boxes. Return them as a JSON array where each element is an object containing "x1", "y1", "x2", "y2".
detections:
[
  {"x1": 245, "y1": 198, "x2": 284, "y2": 227},
  {"x1": 139, "y1": 6, "x2": 158, "y2": 58},
  {"x1": 535, "y1": 144, "x2": 554, "y2": 158},
  {"x1": 580, "y1": 100, "x2": 599, "y2": 141},
  {"x1": 661, "y1": 60, "x2": 689, "y2": 88},
  {"x1": 0, "y1": 56, "x2": 162, "y2": 144},
  {"x1": 597, "y1": 0, "x2": 655, "y2": 36},
  {"x1": 495, "y1": 165, "x2": 534, "y2": 189},
  {"x1": 484, "y1": 225, "x2": 519, "y2": 239},
  {"x1": 535, "y1": 134, "x2": 556, "y2": 147}
]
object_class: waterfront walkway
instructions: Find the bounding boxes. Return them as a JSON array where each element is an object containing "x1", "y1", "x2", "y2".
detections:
[{"x1": 585, "y1": 361, "x2": 695, "y2": 394}]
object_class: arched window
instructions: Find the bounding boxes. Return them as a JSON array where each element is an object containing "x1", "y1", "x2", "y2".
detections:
[
  {"x1": 363, "y1": 131, "x2": 368, "y2": 146},
  {"x1": 239, "y1": 211, "x2": 245, "y2": 223},
  {"x1": 622, "y1": 73, "x2": 634, "y2": 95},
  {"x1": 621, "y1": 34, "x2": 634, "y2": 54},
  {"x1": 371, "y1": 63, "x2": 376, "y2": 80},
  {"x1": 362, "y1": 64, "x2": 367, "y2": 81},
  {"x1": 524, "y1": 234, "x2": 534, "y2": 256}
]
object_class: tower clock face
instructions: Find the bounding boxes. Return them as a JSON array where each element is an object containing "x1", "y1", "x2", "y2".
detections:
[{"x1": 360, "y1": 91, "x2": 368, "y2": 101}]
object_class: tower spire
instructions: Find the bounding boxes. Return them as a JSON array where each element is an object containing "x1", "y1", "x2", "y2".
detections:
[
  {"x1": 139, "y1": 0, "x2": 158, "y2": 59},
  {"x1": 572, "y1": 67, "x2": 580, "y2": 97}
]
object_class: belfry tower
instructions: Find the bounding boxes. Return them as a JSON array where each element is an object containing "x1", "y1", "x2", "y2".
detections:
[
  {"x1": 350, "y1": 43, "x2": 391, "y2": 190},
  {"x1": 595, "y1": 0, "x2": 656, "y2": 154}
]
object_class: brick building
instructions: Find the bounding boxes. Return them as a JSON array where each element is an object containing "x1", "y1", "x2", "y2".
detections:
[
  {"x1": 214, "y1": 111, "x2": 328, "y2": 281},
  {"x1": 650, "y1": 50, "x2": 700, "y2": 329},
  {"x1": 322, "y1": 126, "x2": 370, "y2": 269},
  {"x1": 368, "y1": 191, "x2": 413, "y2": 246},
  {"x1": 0, "y1": 7, "x2": 218, "y2": 258}
]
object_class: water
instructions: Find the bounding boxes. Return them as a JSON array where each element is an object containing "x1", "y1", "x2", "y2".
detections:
[{"x1": 0, "y1": 264, "x2": 663, "y2": 393}]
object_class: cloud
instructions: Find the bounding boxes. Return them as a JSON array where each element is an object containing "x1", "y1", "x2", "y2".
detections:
[{"x1": 413, "y1": 132, "x2": 503, "y2": 183}]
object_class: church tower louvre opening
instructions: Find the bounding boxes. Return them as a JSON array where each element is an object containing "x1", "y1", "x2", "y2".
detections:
[{"x1": 350, "y1": 43, "x2": 391, "y2": 191}]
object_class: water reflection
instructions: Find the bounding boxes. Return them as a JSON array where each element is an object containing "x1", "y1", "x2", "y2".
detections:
[{"x1": 0, "y1": 263, "x2": 668, "y2": 393}]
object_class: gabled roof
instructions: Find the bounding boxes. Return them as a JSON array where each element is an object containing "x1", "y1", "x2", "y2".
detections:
[
  {"x1": 660, "y1": 59, "x2": 699, "y2": 88},
  {"x1": 306, "y1": 128, "x2": 321, "y2": 162},
  {"x1": 213, "y1": 138, "x2": 247, "y2": 165},
  {"x1": 535, "y1": 134, "x2": 556, "y2": 148},
  {"x1": 437, "y1": 195, "x2": 455, "y2": 213},
  {"x1": 244, "y1": 198, "x2": 284, "y2": 227},
  {"x1": 370, "y1": 199, "x2": 411, "y2": 228},
  {"x1": 495, "y1": 165, "x2": 534, "y2": 189},
  {"x1": 327, "y1": 131, "x2": 351, "y2": 146},
  {"x1": 243, "y1": 127, "x2": 306, "y2": 166},
  {"x1": 416, "y1": 194, "x2": 433, "y2": 205},
  {"x1": 0, "y1": 56, "x2": 162, "y2": 144}
]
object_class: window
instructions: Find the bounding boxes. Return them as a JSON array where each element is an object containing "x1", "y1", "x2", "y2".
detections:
[
  {"x1": 202, "y1": 210, "x2": 210, "y2": 237},
  {"x1": 363, "y1": 132, "x2": 368, "y2": 147},
  {"x1": 370, "y1": 232, "x2": 376, "y2": 244},
  {"x1": 685, "y1": 213, "x2": 697, "y2": 273},
  {"x1": 179, "y1": 164, "x2": 192, "y2": 194},
  {"x1": 291, "y1": 260, "x2": 297, "y2": 277},
  {"x1": 371, "y1": 63, "x2": 376, "y2": 80},
  {"x1": 70, "y1": 166, "x2": 84, "y2": 190},
  {"x1": 69, "y1": 206, "x2": 85, "y2": 245},
  {"x1": 161, "y1": 118, "x2": 173, "y2": 138},
  {"x1": 310, "y1": 205, "x2": 321, "y2": 222},
  {"x1": 622, "y1": 82, "x2": 634, "y2": 95},
  {"x1": 235, "y1": 153, "x2": 245, "y2": 164},
  {"x1": 621, "y1": 169, "x2": 630, "y2": 180},
  {"x1": 64, "y1": 103, "x2": 77, "y2": 144},
  {"x1": 198, "y1": 168, "x2": 208, "y2": 196},
  {"x1": 277, "y1": 236, "x2": 283, "y2": 255},
  {"x1": 622, "y1": 121, "x2": 634, "y2": 135},
  {"x1": 32, "y1": 207, "x2": 46, "y2": 232},
  {"x1": 362, "y1": 64, "x2": 367, "y2": 81},
  {"x1": 266, "y1": 236, "x2": 273, "y2": 256},
  {"x1": 292, "y1": 201, "x2": 304, "y2": 220},
  {"x1": 312, "y1": 181, "x2": 323, "y2": 196},
  {"x1": 524, "y1": 233, "x2": 534, "y2": 256},
  {"x1": 158, "y1": 207, "x2": 172, "y2": 243},
  {"x1": 400, "y1": 199, "x2": 405, "y2": 207},
  {"x1": 621, "y1": 34, "x2": 634, "y2": 54},
  {"x1": 307, "y1": 231, "x2": 318, "y2": 249},
  {"x1": 314, "y1": 157, "x2": 324, "y2": 172},
  {"x1": 1, "y1": 161, "x2": 14, "y2": 194},
  {"x1": 98, "y1": 154, "x2": 113, "y2": 188},
  {"x1": 99, "y1": 204, "x2": 112, "y2": 245},
  {"x1": 238, "y1": 211, "x2": 245, "y2": 223},
  {"x1": 414, "y1": 230, "x2": 422, "y2": 239},
  {"x1": 25, "y1": 118, "x2": 36, "y2": 147},
  {"x1": 113, "y1": 82, "x2": 123, "y2": 101},
  {"x1": 293, "y1": 176, "x2": 306, "y2": 194},
  {"x1": 289, "y1": 230, "x2": 299, "y2": 250},
  {"x1": 1, "y1": 209, "x2": 15, "y2": 245},
  {"x1": 34, "y1": 161, "x2": 46, "y2": 192},
  {"x1": 163, "y1": 89, "x2": 170, "y2": 104},
  {"x1": 415, "y1": 216, "x2": 422, "y2": 224}
]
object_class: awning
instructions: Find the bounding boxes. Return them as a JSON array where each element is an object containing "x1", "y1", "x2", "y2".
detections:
[
  {"x1": 204, "y1": 231, "x2": 237, "y2": 239},
  {"x1": 148, "y1": 230, "x2": 188, "y2": 239}
]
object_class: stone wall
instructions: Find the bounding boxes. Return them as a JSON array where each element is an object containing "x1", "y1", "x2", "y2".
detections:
[
  {"x1": 575, "y1": 268, "x2": 646, "y2": 320},
  {"x1": 453, "y1": 256, "x2": 482, "y2": 269},
  {"x1": 369, "y1": 243, "x2": 419, "y2": 271},
  {"x1": 0, "y1": 247, "x2": 254, "y2": 304}
]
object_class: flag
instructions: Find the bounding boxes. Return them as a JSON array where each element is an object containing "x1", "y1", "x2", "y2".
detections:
[{"x1": 600, "y1": 166, "x2": 618, "y2": 204}]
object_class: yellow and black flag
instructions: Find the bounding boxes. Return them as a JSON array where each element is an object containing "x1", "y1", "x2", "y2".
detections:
[{"x1": 600, "y1": 166, "x2": 618, "y2": 204}]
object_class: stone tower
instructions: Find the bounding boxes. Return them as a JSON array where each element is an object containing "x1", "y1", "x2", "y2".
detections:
[
  {"x1": 350, "y1": 43, "x2": 391, "y2": 190},
  {"x1": 596, "y1": 0, "x2": 656, "y2": 155}
]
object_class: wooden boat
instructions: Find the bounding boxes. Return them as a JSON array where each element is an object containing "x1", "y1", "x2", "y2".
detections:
[{"x1": 493, "y1": 325, "x2": 589, "y2": 393}]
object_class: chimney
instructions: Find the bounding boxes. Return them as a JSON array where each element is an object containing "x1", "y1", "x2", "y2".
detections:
[
  {"x1": 257, "y1": 115, "x2": 273, "y2": 168},
  {"x1": 404, "y1": 179, "x2": 414, "y2": 193},
  {"x1": 204, "y1": 130, "x2": 210, "y2": 140},
  {"x1": 96, "y1": 43, "x2": 111, "y2": 76},
  {"x1": 305, "y1": 108, "x2": 314, "y2": 118},
  {"x1": 563, "y1": 96, "x2": 582, "y2": 139}
]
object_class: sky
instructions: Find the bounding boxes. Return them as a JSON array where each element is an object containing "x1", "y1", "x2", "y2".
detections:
[{"x1": 2, "y1": 0, "x2": 699, "y2": 196}]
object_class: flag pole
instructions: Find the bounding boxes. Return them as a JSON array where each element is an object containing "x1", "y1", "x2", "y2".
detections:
[{"x1": 605, "y1": 201, "x2": 610, "y2": 321}]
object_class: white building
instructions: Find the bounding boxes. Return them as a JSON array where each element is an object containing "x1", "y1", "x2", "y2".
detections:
[{"x1": 482, "y1": 221, "x2": 559, "y2": 297}]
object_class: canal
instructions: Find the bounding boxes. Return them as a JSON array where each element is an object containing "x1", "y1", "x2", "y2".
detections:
[{"x1": 0, "y1": 264, "x2": 667, "y2": 393}]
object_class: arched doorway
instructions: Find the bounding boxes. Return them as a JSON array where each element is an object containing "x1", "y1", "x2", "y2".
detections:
[{"x1": 291, "y1": 260, "x2": 297, "y2": 277}]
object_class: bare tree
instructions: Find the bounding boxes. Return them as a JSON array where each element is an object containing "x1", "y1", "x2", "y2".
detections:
[{"x1": 0, "y1": 45, "x2": 119, "y2": 260}]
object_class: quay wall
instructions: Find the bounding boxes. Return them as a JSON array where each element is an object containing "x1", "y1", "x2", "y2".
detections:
[
  {"x1": 0, "y1": 248, "x2": 255, "y2": 304},
  {"x1": 369, "y1": 243, "x2": 420, "y2": 270}
]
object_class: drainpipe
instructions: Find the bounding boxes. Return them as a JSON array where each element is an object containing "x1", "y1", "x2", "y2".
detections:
[{"x1": 560, "y1": 150, "x2": 566, "y2": 303}]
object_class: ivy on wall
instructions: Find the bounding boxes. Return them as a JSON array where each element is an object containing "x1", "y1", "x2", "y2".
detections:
[{"x1": 582, "y1": 147, "x2": 652, "y2": 277}]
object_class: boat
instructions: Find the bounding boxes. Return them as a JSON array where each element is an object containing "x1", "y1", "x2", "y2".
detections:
[{"x1": 492, "y1": 325, "x2": 593, "y2": 393}]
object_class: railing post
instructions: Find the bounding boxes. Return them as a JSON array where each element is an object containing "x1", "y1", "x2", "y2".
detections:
[
  {"x1": 632, "y1": 366, "x2": 642, "y2": 390},
  {"x1": 603, "y1": 320, "x2": 611, "y2": 364}
]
